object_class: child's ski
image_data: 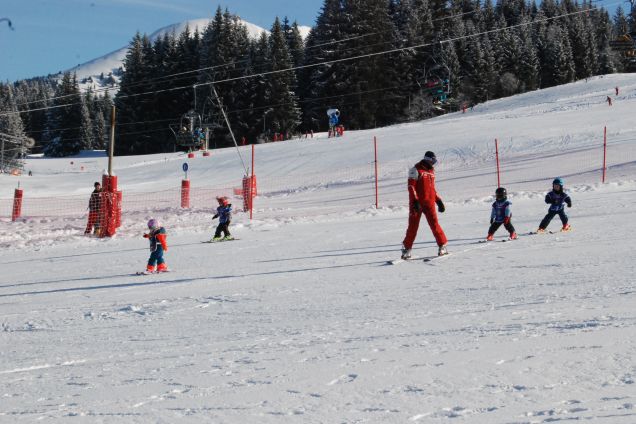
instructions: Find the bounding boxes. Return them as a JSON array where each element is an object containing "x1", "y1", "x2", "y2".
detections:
[
  {"x1": 202, "y1": 238, "x2": 239, "y2": 244},
  {"x1": 135, "y1": 270, "x2": 171, "y2": 275},
  {"x1": 387, "y1": 256, "x2": 427, "y2": 265}
]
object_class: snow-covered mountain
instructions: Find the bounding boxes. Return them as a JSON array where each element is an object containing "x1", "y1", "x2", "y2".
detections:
[{"x1": 64, "y1": 18, "x2": 311, "y2": 94}]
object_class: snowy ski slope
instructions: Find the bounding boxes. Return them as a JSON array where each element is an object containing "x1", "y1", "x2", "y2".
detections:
[{"x1": 1, "y1": 74, "x2": 635, "y2": 423}]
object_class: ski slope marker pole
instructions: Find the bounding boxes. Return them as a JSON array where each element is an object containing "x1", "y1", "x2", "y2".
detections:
[
  {"x1": 602, "y1": 126, "x2": 607, "y2": 183},
  {"x1": 250, "y1": 144, "x2": 254, "y2": 220},
  {"x1": 374, "y1": 136, "x2": 379, "y2": 209},
  {"x1": 495, "y1": 138, "x2": 501, "y2": 188}
]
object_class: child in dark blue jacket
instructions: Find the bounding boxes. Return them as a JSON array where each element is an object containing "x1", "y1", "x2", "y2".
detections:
[
  {"x1": 537, "y1": 177, "x2": 572, "y2": 233},
  {"x1": 487, "y1": 187, "x2": 517, "y2": 241},
  {"x1": 211, "y1": 196, "x2": 233, "y2": 241}
]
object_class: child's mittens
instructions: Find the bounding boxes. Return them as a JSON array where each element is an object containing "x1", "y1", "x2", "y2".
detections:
[
  {"x1": 212, "y1": 214, "x2": 219, "y2": 220},
  {"x1": 143, "y1": 233, "x2": 150, "y2": 238},
  {"x1": 490, "y1": 218, "x2": 494, "y2": 224}
]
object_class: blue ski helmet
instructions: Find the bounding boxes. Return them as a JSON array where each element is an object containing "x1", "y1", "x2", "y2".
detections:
[
  {"x1": 147, "y1": 218, "x2": 159, "y2": 229},
  {"x1": 552, "y1": 177, "x2": 564, "y2": 187}
]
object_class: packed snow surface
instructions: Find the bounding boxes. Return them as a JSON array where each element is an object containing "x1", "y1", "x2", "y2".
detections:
[{"x1": 1, "y1": 75, "x2": 635, "y2": 422}]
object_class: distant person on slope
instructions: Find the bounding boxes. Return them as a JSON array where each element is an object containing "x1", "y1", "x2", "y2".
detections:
[
  {"x1": 536, "y1": 177, "x2": 572, "y2": 233},
  {"x1": 143, "y1": 219, "x2": 169, "y2": 273},
  {"x1": 84, "y1": 182, "x2": 102, "y2": 235},
  {"x1": 486, "y1": 187, "x2": 517, "y2": 241},
  {"x1": 606, "y1": 96, "x2": 612, "y2": 106},
  {"x1": 210, "y1": 196, "x2": 233, "y2": 242},
  {"x1": 401, "y1": 151, "x2": 448, "y2": 259}
]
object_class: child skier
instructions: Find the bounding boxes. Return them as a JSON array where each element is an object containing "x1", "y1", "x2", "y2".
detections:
[
  {"x1": 210, "y1": 196, "x2": 233, "y2": 241},
  {"x1": 142, "y1": 218, "x2": 169, "y2": 273},
  {"x1": 487, "y1": 187, "x2": 517, "y2": 241},
  {"x1": 537, "y1": 177, "x2": 572, "y2": 233}
]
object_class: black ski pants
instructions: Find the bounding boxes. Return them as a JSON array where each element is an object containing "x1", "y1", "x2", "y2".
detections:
[
  {"x1": 214, "y1": 222, "x2": 231, "y2": 238},
  {"x1": 488, "y1": 221, "x2": 516, "y2": 235},
  {"x1": 539, "y1": 210, "x2": 568, "y2": 230}
]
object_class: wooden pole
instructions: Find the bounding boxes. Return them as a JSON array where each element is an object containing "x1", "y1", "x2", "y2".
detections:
[{"x1": 108, "y1": 105, "x2": 116, "y2": 176}]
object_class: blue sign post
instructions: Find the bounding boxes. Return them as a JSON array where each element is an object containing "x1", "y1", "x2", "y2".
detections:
[{"x1": 182, "y1": 163, "x2": 189, "y2": 179}]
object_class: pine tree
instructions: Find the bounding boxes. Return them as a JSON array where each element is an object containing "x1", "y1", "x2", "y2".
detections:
[
  {"x1": 115, "y1": 32, "x2": 154, "y2": 155},
  {"x1": 517, "y1": 16, "x2": 540, "y2": 91},
  {"x1": 0, "y1": 84, "x2": 28, "y2": 170},
  {"x1": 44, "y1": 72, "x2": 83, "y2": 157},
  {"x1": 267, "y1": 17, "x2": 302, "y2": 136},
  {"x1": 595, "y1": 8, "x2": 615, "y2": 74},
  {"x1": 340, "y1": 0, "x2": 400, "y2": 129},
  {"x1": 301, "y1": 0, "x2": 348, "y2": 131},
  {"x1": 79, "y1": 90, "x2": 94, "y2": 150}
]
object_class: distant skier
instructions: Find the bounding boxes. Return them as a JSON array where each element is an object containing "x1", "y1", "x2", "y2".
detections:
[
  {"x1": 606, "y1": 96, "x2": 612, "y2": 106},
  {"x1": 84, "y1": 182, "x2": 102, "y2": 235},
  {"x1": 143, "y1": 218, "x2": 169, "y2": 273},
  {"x1": 536, "y1": 177, "x2": 572, "y2": 233},
  {"x1": 486, "y1": 187, "x2": 517, "y2": 241},
  {"x1": 615, "y1": 86, "x2": 619, "y2": 96},
  {"x1": 210, "y1": 196, "x2": 233, "y2": 241},
  {"x1": 401, "y1": 151, "x2": 448, "y2": 259}
]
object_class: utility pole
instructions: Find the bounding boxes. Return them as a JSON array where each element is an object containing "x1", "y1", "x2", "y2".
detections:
[{"x1": 108, "y1": 105, "x2": 115, "y2": 176}]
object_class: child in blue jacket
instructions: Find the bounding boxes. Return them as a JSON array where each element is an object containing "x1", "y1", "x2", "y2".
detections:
[
  {"x1": 537, "y1": 177, "x2": 572, "y2": 233},
  {"x1": 487, "y1": 187, "x2": 517, "y2": 241},
  {"x1": 211, "y1": 196, "x2": 233, "y2": 241}
]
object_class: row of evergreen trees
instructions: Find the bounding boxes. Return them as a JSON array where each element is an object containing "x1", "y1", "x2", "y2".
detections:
[
  {"x1": 0, "y1": 75, "x2": 112, "y2": 157},
  {"x1": 1, "y1": 0, "x2": 634, "y2": 157}
]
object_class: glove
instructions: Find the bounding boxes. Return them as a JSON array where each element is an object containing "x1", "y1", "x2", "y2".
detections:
[
  {"x1": 163, "y1": 248, "x2": 168, "y2": 252},
  {"x1": 411, "y1": 202, "x2": 422, "y2": 213},
  {"x1": 212, "y1": 214, "x2": 219, "y2": 220},
  {"x1": 566, "y1": 201, "x2": 572, "y2": 208},
  {"x1": 143, "y1": 233, "x2": 150, "y2": 238},
  {"x1": 436, "y1": 199, "x2": 445, "y2": 213},
  {"x1": 490, "y1": 218, "x2": 494, "y2": 224}
]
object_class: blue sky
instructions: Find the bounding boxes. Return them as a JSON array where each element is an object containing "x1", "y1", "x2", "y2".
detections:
[{"x1": 0, "y1": 0, "x2": 324, "y2": 82}]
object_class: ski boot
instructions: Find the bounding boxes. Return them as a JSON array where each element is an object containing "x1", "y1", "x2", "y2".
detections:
[
  {"x1": 401, "y1": 247, "x2": 412, "y2": 260},
  {"x1": 509, "y1": 232, "x2": 518, "y2": 240},
  {"x1": 211, "y1": 236, "x2": 223, "y2": 242},
  {"x1": 536, "y1": 228, "x2": 546, "y2": 234},
  {"x1": 142, "y1": 265, "x2": 155, "y2": 275},
  {"x1": 438, "y1": 245, "x2": 448, "y2": 256},
  {"x1": 561, "y1": 224, "x2": 571, "y2": 232},
  {"x1": 486, "y1": 233, "x2": 494, "y2": 241},
  {"x1": 223, "y1": 235, "x2": 234, "y2": 241},
  {"x1": 157, "y1": 263, "x2": 170, "y2": 273}
]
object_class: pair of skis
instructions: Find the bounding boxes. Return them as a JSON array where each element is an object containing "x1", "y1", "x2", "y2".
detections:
[{"x1": 387, "y1": 241, "x2": 491, "y2": 265}]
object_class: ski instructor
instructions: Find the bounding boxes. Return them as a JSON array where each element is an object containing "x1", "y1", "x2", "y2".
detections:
[{"x1": 401, "y1": 151, "x2": 448, "y2": 259}]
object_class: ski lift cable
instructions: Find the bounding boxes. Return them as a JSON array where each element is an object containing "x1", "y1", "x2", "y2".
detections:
[
  {"x1": 208, "y1": 84, "x2": 249, "y2": 175},
  {"x1": 0, "y1": 3, "x2": 616, "y2": 118},
  {"x1": 304, "y1": 10, "x2": 479, "y2": 51}
]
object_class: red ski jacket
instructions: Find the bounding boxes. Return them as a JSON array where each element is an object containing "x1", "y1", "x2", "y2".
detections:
[{"x1": 408, "y1": 164, "x2": 442, "y2": 208}]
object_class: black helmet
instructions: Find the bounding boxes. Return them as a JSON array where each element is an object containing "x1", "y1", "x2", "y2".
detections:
[
  {"x1": 422, "y1": 151, "x2": 437, "y2": 166},
  {"x1": 495, "y1": 187, "x2": 507, "y2": 200}
]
